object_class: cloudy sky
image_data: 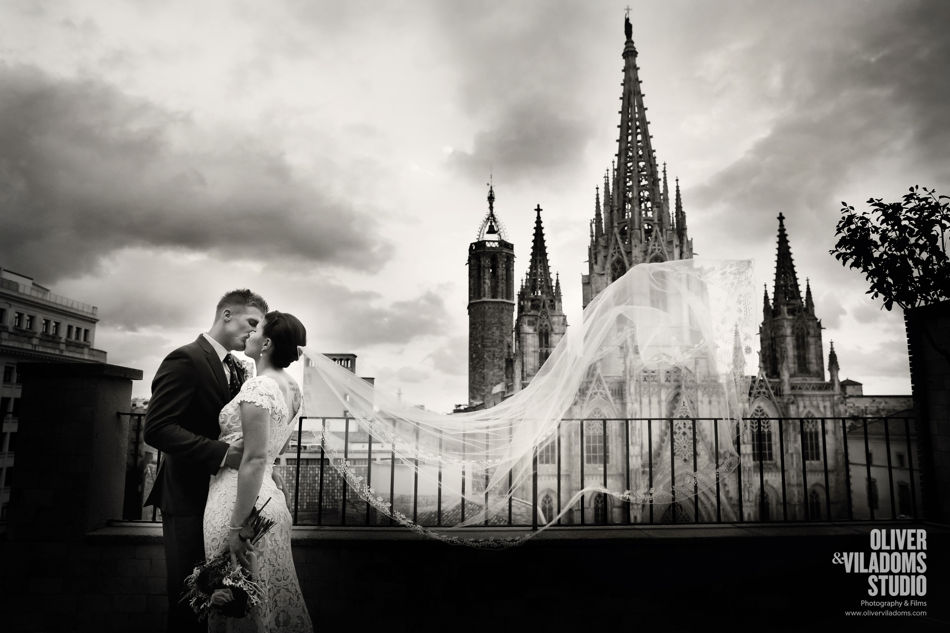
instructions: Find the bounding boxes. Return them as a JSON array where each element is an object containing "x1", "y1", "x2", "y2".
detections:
[{"x1": 2, "y1": 0, "x2": 947, "y2": 413}]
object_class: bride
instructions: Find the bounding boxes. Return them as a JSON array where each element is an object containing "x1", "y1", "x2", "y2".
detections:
[{"x1": 203, "y1": 311, "x2": 313, "y2": 632}]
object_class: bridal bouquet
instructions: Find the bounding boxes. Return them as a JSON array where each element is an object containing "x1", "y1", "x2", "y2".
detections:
[{"x1": 182, "y1": 498, "x2": 276, "y2": 619}]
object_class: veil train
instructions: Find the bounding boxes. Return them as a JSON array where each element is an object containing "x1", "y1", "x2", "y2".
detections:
[{"x1": 299, "y1": 258, "x2": 756, "y2": 547}]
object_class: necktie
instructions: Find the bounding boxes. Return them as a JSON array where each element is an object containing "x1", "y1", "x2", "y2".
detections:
[{"x1": 224, "y1": 353, "x2": 242, "y2": 398}]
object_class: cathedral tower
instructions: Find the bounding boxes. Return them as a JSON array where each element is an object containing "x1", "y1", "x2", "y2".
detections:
[
  {"x1": 468, "y1": 185, "x2": 515, "y2": 406},
  {"x1": 759, "y1": 213, "x2": 826, "y2": 390},
  {"x1": 513, "y1": 205, "x2": 568, "y2": 389},
  {"x1": 583, "y1": 16, "x2": 693, "y2": 308}
]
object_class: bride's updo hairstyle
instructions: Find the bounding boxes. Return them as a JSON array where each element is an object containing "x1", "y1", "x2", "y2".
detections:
[{"x1": 262, "y1": 311, "x2": 307, "y2": 368}]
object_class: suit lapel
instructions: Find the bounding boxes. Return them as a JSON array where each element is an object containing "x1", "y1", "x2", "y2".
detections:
[{"x1": 196, "y1": 335, "x2": 230, "y2": 401}]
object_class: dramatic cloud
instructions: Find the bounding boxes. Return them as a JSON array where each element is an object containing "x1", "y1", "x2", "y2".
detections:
[
  {"x1": 435, "y1": 0, "x2": 606, "y2": 185},
  {"x1": 325, "y1": 289, "x2": 452, "y2": 348},
  {"x1": 0, "y1": 63, "x2": 392, "y2": 283},
  {"x1": 1, "y1": 0, "x2": 935, "y2": 411},
  {"x1": 691, "y1": 0, "x2": 950, "y2": 246}
]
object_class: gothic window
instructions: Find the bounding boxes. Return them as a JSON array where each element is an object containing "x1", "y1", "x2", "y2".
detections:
[
  {"x1": 610, "y1": 257, "x2": 626, "y2": 282},
  {"x1": 796, "y1": 324, "x2": 808, "y2": 373},
  {"x1": 541, "y1": 494, "x2": 555, "y2": 523},
  {"x1": 584, "y1": 419, "x2": 607, "y2": 465},
  {"x1": 750, "y1": 405, "x2": 773, "y2": 462},
  {"x1": 802, "y1": 419, "x2": 821, "y2": 462},
  {"x1": 538, "y1": 320, "x2": 551, "y2": 368},
  {"x1": 593, "y1": 493, "x2": 607, "y2": 524},
  {"x1": 671, "y1": 393, "x2": 694, "y2": 464},
  {"x1": 490, "y1": 255, "x2": 499, "y2": 298},
  {"x1": 538, "y1": 434, "x2": 557, "y2": 465},
  {"x1": 808, "y1": 488, "x2": 822, "y2": 520}
]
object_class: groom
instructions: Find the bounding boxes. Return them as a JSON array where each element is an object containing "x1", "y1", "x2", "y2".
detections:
[{"x1": 144, "y1": 289, "x2": 268, "y2": 633}]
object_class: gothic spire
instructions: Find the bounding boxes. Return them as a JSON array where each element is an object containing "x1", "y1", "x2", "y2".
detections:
[
  {"x1": 525, "y1": 204, "x2": 555, "y2": 298},
  {"x1": 772, "y1": 212, "x2": 803, "y2": 312},
  {"x1": 674, "y1": 177, "x2": 685, "y2": 232},
  {"x1": 593, "y1": 186, "x2": 603, "y2": 240},
  {"x1": 661, "y1": 162, "x2": 670, "y2": 232},
  {"x1": 763, "y1": 284, "x2": 771, "y2": 319},
  {"x1": 828, "y1": 340, "x2": 839, "y2": 372},
  {"x1": 614, "y1": 13, "x2": 662, "y2": 241},
  {"x1": 805, "y1": 278, "x2": 815, "y2": 314}
]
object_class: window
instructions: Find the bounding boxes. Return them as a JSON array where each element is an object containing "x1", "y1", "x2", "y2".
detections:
[
  {"x1": 24, "y1": 314, "x2": 34, "y2": 329},
  {"x1": 2, "y1": 366, "x2": 12, "y2": 384},
  {"x1": 42, "y1": 319, "x2": 50, "y2": 334},
  {"x1": 67, "y1": 325, "x2": 73, "y2": 338},
  {"x1": 796, "y1": 326, "x2": 808, "y2": 372},
  {"x1": 0, "y1": 308, "x2": 5, "y2": 325},
  {"x1": 584, "y1": 420, "x2": 607, "y2": 465},
  {"x1": 2, "y1": 467, "x2": 13, "y2": 489},
  {"x1": 52, "y1": 321, "x2": 60, "y2": 336},
  {"x1": 802, "y1": 419, "x2": 821, "y2": 461},
  {"x1": 538, "y1": 321, "x2": 551, "y2": 368},
  {"x1": 808, "y1": 489, "x2": 822, "y2": 520},
  {"x1": 538, "y1": 435, "x2": 557, "y2": 465},
  {"x1": 0, "y1": 397, "x2": 10, "y2": 416},
  {"x1": 6, "y1": 430, "x2": 14, "y2": 453},
  {"x1": 752, "y1": 423, "x2": 773, "y2": 461},
  {"x1": 13, "y1": 312, "x2": 23, "y2": 328},
  {"x1": 896, "y1": 452, "x2": 906, "y2": 468},
  {"x1": 83, "y1": 329, "x2": 90, "y2": 342}
]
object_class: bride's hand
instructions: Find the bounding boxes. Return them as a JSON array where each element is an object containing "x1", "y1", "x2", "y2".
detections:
[{"x1": 228, "y1": 527, "x2": 255, "y2": 569}]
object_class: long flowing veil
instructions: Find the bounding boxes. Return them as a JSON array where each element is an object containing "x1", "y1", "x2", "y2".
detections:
[{"x1": 299, "y1": 258, "x2": 755, "y2": 546}]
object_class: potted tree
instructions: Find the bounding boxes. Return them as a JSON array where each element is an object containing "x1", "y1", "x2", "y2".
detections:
[{"x1": 831, "y1": 185, "x2": 950, "y2": 521}]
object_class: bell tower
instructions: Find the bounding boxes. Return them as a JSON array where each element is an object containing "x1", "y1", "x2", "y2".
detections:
[
  {"x1": 513, "y1": 204, "x2": 567, "y2": 389},
  {"x1": 468, "y1": 184, "x2": 515, "y2": 406}
]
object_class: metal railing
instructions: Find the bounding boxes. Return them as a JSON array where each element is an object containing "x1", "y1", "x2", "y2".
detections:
[{"x1": 123, "y1": 415, "x2": 923, "y2": 528}]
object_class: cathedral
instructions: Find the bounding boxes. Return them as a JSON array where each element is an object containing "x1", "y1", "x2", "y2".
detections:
[{"x1": 466, "y1": 15, "x2": 909, "y2": 523}]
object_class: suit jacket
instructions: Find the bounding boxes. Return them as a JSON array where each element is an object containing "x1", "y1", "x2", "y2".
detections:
[{"x1": 144, "y1": 336, "x2": 239, "y2": 515}]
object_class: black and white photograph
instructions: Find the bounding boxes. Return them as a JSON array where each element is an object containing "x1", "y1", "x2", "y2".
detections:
[{"x1": 0, "y1": 1, "x2": 947, "y2": 631}]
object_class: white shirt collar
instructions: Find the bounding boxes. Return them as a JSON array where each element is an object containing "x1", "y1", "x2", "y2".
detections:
[{"x1": 201, "y1": 332, "x2": 229, "y2": 362}]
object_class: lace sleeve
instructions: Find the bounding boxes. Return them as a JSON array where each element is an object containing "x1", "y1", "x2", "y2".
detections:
[{"x1": 237, "y1": 376, "x2": 280, "y2": 414}]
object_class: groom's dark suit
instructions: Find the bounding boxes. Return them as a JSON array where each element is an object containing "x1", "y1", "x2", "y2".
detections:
[{"x1": 144, "y1": 335, "x2": 241, "y2": 632}]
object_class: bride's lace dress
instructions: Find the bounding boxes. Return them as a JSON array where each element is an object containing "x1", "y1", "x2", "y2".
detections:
[{"x1": 204, "y1": 375, "x2": 312, "y2": 632}]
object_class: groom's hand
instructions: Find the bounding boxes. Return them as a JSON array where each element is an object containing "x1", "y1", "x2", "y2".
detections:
[
  {"x1": 223, "y1": 439, "x2": 244, "y2": 470},
  {"x1": 271, "y1": 469, "x2": 290, "y2": 507}
]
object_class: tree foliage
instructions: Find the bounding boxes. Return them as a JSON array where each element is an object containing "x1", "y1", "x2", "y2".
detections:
[{"x1": 831, "y1": 186, "x2": 950, "y2": 311}]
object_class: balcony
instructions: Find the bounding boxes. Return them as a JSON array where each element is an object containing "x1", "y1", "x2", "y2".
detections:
[{"x1": 0, "y1": 362, "x2": 948, "y2": 632}]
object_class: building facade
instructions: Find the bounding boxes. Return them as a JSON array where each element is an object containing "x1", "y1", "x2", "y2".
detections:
[
  {"x1": 0, "y1": 267, "x2": 107, "y2": 519},
  {"x1": 466, "y1": 16, "x2": 913, "y2": 525}
]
